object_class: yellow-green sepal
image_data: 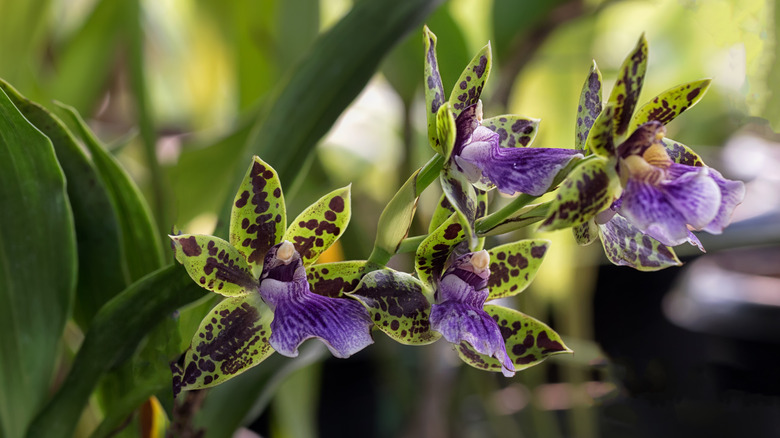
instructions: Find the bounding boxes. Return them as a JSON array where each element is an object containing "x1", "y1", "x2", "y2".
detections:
[
  {"x1": 307, "y1": 261, "x2": 369, "y2": 298},
  {"x1": 482, "y1": 115, "x2": 540, "y2": 149},
  {"x1": 662, "y1": 138, "x2": 705, "y2": 167},
  {"x1": 436, "y1": 102, "x2": 457, "y2": 161},
  {"x1": 423, "y1": 25, "x2": 446, "y2": 154},
  {"x1": 486, "y1": 240, "x2": 550, "y2": 300},
  {"x1": 448, "y1": 42, "x2": 492, "y2": 120},
  {"x1": 630, "y1": 79, "x2": 712, "y2": 130},
  {"x1": 171, "y1": 234, "x2": 256, "y2": 297},
  {"x1": 283, "y1": 185, "x2": 351, "y2": 267},
  {"x1": 607, "y1": 34, "x2": 648, "y2": 139},
  {"x1": 599, "y1": 214, "x2": 682, "y2": 271},
  {"x1": 415, "y1": 213, "x2": 467, "y2": 289},
  {"x1": 575, "y1": 60, "x2": 603, "y2": 151}
]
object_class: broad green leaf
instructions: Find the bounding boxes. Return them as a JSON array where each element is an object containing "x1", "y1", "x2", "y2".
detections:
[
  {"x1": 662, "y1": 137, "x2": 705, "y2": 167},
  {"x1": 607, "y1": 34, "x2": 648, "y2": 139},
  {"x1": 349, "y1": 269, "x2": 440, "y2": 345},
  {"x1": 575, "y1": 60, "x2": 603, "y2": 150},
  {"x1": 476, "y1": 202, "x2": 547, "y2": 237},
  {"x1": 630, "y1": 79, "x2": 712, "y2": 130},
  {"x1": 440, "y1": 167, "x2": 479, "y2": 248},
  {"x1": 308, "y1": 261, "x2": 369, "y2": 298},
  {"x1": 482, "y1": 115, "x2": 540, "y2": 149},
  {"x1": 371, "y1": 169, "x2": 419, "y2": 263},
  {"x1": 171, "y1": 234, "x2": 256, "y2": 297},
  {"x1": 585, "y1": 103, "x2": 616, "y2": 158},
  {"x1": 415, "y1": 213, "x2": 466, "y2": 288},
  {"x1": 539, "y1": 157, "x2": 618, "y2": 231},
  {"x1": 457, "y1": 305, "x2": 571, "y2": 373},
  {"x1": 572, "y1": 219, "x2": 599, "y2": 246},
  {"x1": 486, "y1": 240, "x2": 550, "y2": 300},
  {"x1": 599, "y1": 214, "x2": 681, "y2": 271},
  {"x1": 56, "y1": 102, "x2": 164, "y2": 281},
  {"x1": 0, "y1": 87, "x2": 76, "y2": 438},
  {"x1": 0, "y1": 79, "x2": 126, "y2": 327},
  {"x1": 436, "y1": 102, "x2": 457, "y2": 160},
  {"x1": 283, "y1": 185, "x2": 351, "y2": 266},
  {"x1": 448, "y1": 43, "x2": 492, "y2": 119},
  {"x1": 423, "y1": 25, "x2": 447, "y2": 153},
  {"x1": 172, "y1": 294, "x2": 274, "y2": 397},
  {"x1": 230, "y1": 156, "x2": 287, "y2": 272}
]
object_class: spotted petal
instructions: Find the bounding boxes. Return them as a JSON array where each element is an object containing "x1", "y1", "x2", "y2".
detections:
[
  {"x1": 482, "y1": 115, "x2": 540, "y2": 149},
  {"x1": 585, "y1": 103, "x2": 615, "y2": 158},
  {"x1": 171, "y1": 234, "x2": 257, "y2": 297},
  {"x1": 457, "y1": 305, "x2": 571, "y2": 374},
  {"x1": 598, "y1": 213, "x2": 681, "y2": 271},
  {"x1": 171, "y1": 294, "x2": 274, "y2": 397},
  {"x1": 423, "y1": 26, "x2": 447, "y2": 154},
  {"x1": 283, "y1": 185, "x2": 351, "y2": 266},
  {"x1": 230, "y1": 156, "x2": 286, "y2": 272},
  {"x1": 307, "y1": 261, "x2": 369, "y2": 298},
  {"x1": 259, "y1": 243, "x2": 373, "y2": 358},
  {"x1": 429, "y1": 191, "x2": 488, "y2": 248},
  {"x1": 575, "y1": 60, "x2": 603, "y2": 151},
  {"x1": 572, "y1": 220, "x2": 599, "y2": 246},
  {"x1": 440, "y1": 167, "x2": 479, "y2": 248},
  {"x1": 607, "y1": 34, "x2": 648, "y2": 139},
  {"x1": 437, "y1": 102, "x2": 457, "y2": 161},
  {"x1": 448, "y1": 42, "x2": 491, "y2": 119},
  {"x1": 487, "y1": 239, "x2": 550, "y2": 300},
  {"x1": 662, "y1": 138, "x2": 704, "y2": 167},
  {"x1": 539, "y1": 156, "x2": 618, "y2": 231},
  {"x1": 349, "y1": 268, "x2": 439, "y2": 345},
  {"x1": 416, "y1": 213, "x2": 467, "y2": 289},
  {"x1": 630, "y1": 79, "x2": 711, "y2": 129}
]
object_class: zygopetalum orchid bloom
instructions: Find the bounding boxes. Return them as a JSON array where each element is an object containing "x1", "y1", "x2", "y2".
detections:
[
  {"x1": 540, "y1": 35, "x2": 744, "y2": 270},
  {"x1": 423, "y1": 26, "x2": 582, "y2": 245},
  {"x1": 415, "y1": 211, "x2": 570, "y2": 375},
  {"x1": 169, "y1": 157, "x2": 372, "y2": 396}
]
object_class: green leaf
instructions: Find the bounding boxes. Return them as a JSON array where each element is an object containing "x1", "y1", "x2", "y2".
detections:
[
  {"x1": 349, "y1": 269, "x2": 439, "y2": 345},
  {"x1": 440, "y1": 167, "x2": 479, "y2": 248},
  {"x1": 607, "y1": 34, "x2": 648, "y2": 139},
  {"x1": 539, "y1": 157, "x2": 618, "y2": 231},
  {"x1": 575, "y1": 60, "x2": 603, "y2": 151},
  {"x1": 283, "y1": 185, "x2": 351, "y2": 267},
  {"x1": 56, "y1": 102, "x2": 164, "y2": 281},
  {"x1": 172, "y1": 294, "x2": 274, "y2": 397},
  {"x1": 572, "y1": 219, "x2": 599, "y2": 246},
  {"x1": 436, "y1": 102, "x2": 457, "y2": 161},
  {"x1": 585, "y1": 103, "x2": 616, "y2": 158},
  {"x1": 28, "y1": 264, "x2": 207, "y2": 438},
  {"x1": 599, "y1": 214, "x2": 681, "y2": 271},
  {"x1": 308, "y1": 261, "x2": 369, "y2": 298},
  {"x1": 0, "y1": 86, "x2": 76, "y2": 438},
  {"x1": 415, "y1": 213, "x2": 466, "y2": 288},
  {"x1": 229, "y1": 156, "x2": 287, "y2": 272},
  {"x1": 371, "y1": 169, "x2": 419, "y2": 263},
  {"x1": 486, "y1": 240, "x2": 550, "y2": 300},
  {"x1": 0, "y1": 79, "x2": 126, "y2": 327},
  {"x1": 457, "y1": 305, "x2": 571, "y2": 373},
  {"x1": 448, "y1": 42, "x2": 492, "y2": 119},
  {"x1": 661, "y1": 137, "x2": 705, "y2": 167},
  {"x1": 482, "y1": 115, "x2": 540, "y2": 149},
  {"x1": 630, "y1": 79, "x2": 712, "y2": 130},
  {"x1": 171, "y1": 234, "x2": 257, "y2": 297},
  {"x1": 423, "y1": 25, "x2": 447, "y2": 153}
]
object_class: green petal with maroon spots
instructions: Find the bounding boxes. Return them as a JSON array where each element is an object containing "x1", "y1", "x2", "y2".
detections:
[
  {"x1": 348, "y1": 268, "x2": 440, "y2": 345},
  {"x1": 429, "y1": 190, "x2": 488, "y2": 239},
  {"x1": 599, "y1": 214, "x2": 681, "y2": 271},
  {"x1": 572, "y1": 219, "x2": 599, "y2": 246},
  {"x1": 448, "y1": 42, "x2": 491, "y2": 120},
  {"x1": 439, "y1": 168, "x2": 479, "y2": 249},
  {"x1": 585, "y1": 103, "x2": 616, "y2": 158},
  {"x1": 456, "y1": 305, "x2": 571, "y2": 373},
  {"x1": 486, "y1": 239, "x2": 550, "y2": 300},
  {"x1": 482, "y1": 115, "x2": 540, "y2": 149},
  {"x1": 575, "y1": 60, "x2": 603, "y2": 151},
  {"x1": 415, "y1": 213, "x2": 466, "y2": 289},
  {"x1": 283, "y1": 185, "x2": 351, "y2": 267},
  {"x1": 423, "y1": 26, "x2": 446, "y2": 154},
  {"x1": 436, "y1": 102, "x2": 456, "y2": 161},
  {"x1": 630, "y1": 79, "x2": 711, "y2": 130},
  {"x1": 171, "y1": 294, "x2": 274, "y2": 397},
  {"x1": 539, "y1": 157, "x2": 618, "y2": 231},
  {"x1": 307, "y1": 261, "x2": 369, "y2": 298},
  {"x1": 230, "y1": 156, "x2": 286, "y2": 273},
  {"x1": 607, "y1": 34, "x2": 648, "y2": 139},
  {"x1": 171, "y1": 234, "x2": 257, "y2": 297},
  {"x1": 662, "y1": 138, "x2": 705, "y2": 167}
]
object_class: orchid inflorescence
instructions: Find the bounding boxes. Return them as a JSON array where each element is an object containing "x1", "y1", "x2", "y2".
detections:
[{"x1": 169, "y1": 27, "x2": 743, "y2": 396}]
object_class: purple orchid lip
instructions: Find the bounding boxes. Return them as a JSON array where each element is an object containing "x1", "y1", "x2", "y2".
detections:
[
  {"x1": 431, "y1": 251, "x2": 516, "y2": 377},
  {"x1": 259, "y1": 241, "x2": 374, "y2": 358}
]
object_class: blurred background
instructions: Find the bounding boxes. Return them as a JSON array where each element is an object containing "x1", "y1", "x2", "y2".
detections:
[{"x1": 1, "y1": 0, "x2": 778, "y2": 437}]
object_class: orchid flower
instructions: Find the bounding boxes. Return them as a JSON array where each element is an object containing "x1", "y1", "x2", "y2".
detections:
[
  {"x1": 540, "y1": 35, "x2": 744, "y2": 270},
  {"x1": 169, "y1": 157, "x2": 372, "y2": 396},
  {"x1": 423, "y1": 26, "x2": 582, "y2": 246}
]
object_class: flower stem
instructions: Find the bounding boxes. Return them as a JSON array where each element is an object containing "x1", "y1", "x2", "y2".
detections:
[
  {"x1": 474, "y1": 193, "x2": 536, "y2": 234},
  {"x1": 397, "y1": 235, "x2": 426, "y2": 254}
]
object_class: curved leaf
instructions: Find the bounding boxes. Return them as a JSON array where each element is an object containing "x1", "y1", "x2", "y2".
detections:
[
  {"x1": 575, "y1": 60, "x2": 603, "y2": 151},
  {"x1": 630, "y1": 79, "x2": 711, "y2": 129},
  {"x1": 171, "y1": 234, "x2": 257, "y2": 297},
  {"x1": 457, "y1": 305, "x2": 571, "y2": 373},
  {"x1": 283, "y1": 185, "x2": 351, "y2": 267},
  {"x1": 0, "y1": 86, "x2": 76, "y2": 438},
  {"x1": 487, "y1": 240, "x2": 550, "y2": 300},
  {"x1": 482, "y1": 115, "x2": 540, "y2": 149},
  {"x1": 371, "y1": 169, "x2": 419, "y2": 263}
]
